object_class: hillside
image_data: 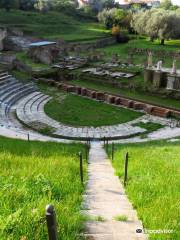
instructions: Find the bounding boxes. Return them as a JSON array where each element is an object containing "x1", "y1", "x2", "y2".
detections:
[{"x1": 0, "y1": 9, "x2": 109, "y2": 42}]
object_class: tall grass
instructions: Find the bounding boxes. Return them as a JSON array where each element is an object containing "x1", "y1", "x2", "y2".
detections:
[
  {"x1": 0, "y1": 137, "x2": 87, "y2": 239},
  {"x1": 110, "y1": 141, "x2": 180, "y2": 240}
]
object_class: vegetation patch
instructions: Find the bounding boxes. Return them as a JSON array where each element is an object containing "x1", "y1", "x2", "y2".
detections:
[
  {"x1": 110, "y1": 141, "x2": 180, "y2": 240},
  {"x1": 0, "y1": 10, "x2": 109, "y2": 42},
  {"x1": 114, "y1": 215, "x2": 128, "y2": 222},
  {"x1": 44, "y1": 94, "x2": 143, "y2": 127},
  {"x1": 0, "y1": 136, "x2": 87, "y2": 240},
  {"x1": 132, "y1": 122, "x2": 164, "y2": 134}
]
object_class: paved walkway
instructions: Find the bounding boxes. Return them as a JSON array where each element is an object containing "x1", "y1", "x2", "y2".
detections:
[{"x1": 83, "y1": 142, "x2": 148, "y2": 240}]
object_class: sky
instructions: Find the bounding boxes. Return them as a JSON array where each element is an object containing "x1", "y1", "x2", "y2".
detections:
[{"x1": 171, "y1": 0, "x2": 180, "y2": 6}]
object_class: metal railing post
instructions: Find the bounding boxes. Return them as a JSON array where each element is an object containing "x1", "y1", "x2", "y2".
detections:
[
  {"x1": 79, "y1": 152, "x2": 83, "y2": 184},
  {"x1": 46, "y1": 205, "x2": 58, "y2": 240},
  {"x1": 124, "y1": 152, "x2": 129, "y2": 187}
]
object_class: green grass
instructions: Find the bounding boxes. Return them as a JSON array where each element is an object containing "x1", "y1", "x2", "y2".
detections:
[
  {"x1": 44, "y1": 93, "x2": 143, "y2": 127},
  {"x1": 132, "y1": 122, "x2": 163, "y2": 134},
  {"x1": 110, "y1": 141, "x2": 180, "y2": 240},
  {"x1": 114, "y1": 215, "x2": 128, "y2": 222},
  {"x1": 0, "y1": 136, "x2": 87, "y2": 240},
  {"x1": 0, "y1": 9, "x2": 109, "y2": 42},
  {"x1": 71, "y1": 80, "x2": 180, "y2": 109},
  {"x1": 16, "y1": 52, "x2": 48, "y2": 70},
  {"x1": 102, "y1": 38, "x2": 180, "y2": 68}
]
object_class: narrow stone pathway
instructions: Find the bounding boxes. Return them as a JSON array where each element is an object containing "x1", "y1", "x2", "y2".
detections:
[{"x1": 83, "y1": 141, "x2": 148, "y2": 240}]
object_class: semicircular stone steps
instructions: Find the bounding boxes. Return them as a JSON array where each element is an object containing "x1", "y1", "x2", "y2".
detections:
[
  {"x1": 16, "y1": 92, "x2": 146, "y2": 140},
  {"x1": 0, "y1": 79, "x2": 37, "y2": 128}
]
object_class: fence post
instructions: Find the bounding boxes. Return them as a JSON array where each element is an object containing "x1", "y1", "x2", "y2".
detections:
[
  {"x1": 46, "y1": 205, "x2": 58, "y2": 240},
  {"x1": 124, "y1": 152, "x2": 129, "y2": 187},
  {"x1": 27, "y1": 133, "x2": 30, "y2": 142},
  {"x1": 79, "y1": 152, "x2": 83, "y2": 184},
  {"x1": 85, "y1": 144, "x2": 89, "y2": 163},
  {"x1": 103, "y1": 136, "x2": 106, "y2": 147},
  {"x1": 112, "y1": 142, "x2": 114, "y2": 161}
]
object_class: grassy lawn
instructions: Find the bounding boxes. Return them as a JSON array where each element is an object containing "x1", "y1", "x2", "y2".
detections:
[
  {"x1": 0, "y1": 10, "x2": 109, "y2": 42},
  {"x1": 44, "y1": 93, "x2": 143, "y2": 127},
  {"x1": 71, "y1": 80, "x2": 180, "y2": 110},
  {"x1": 102, "y1": 39, "x2": 180, "y2": 68},
  {"x1": 109, "y1": 141, "x2": 180, "y2": 240},
  {"x1": 0, "y1": 136, "x2": 87, "y2": 240}
]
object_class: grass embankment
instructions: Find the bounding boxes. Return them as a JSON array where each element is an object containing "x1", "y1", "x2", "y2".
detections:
[
  {"x1": 0, "y1": 9, "x2": 109, "y2": 42},
  {"x1": 0, "y1": 136, "x2": 87, "y2": 240},
  {"x1": 110, "y1": 141, "x2": 180, "y2": 240},
  {"x1": 45, "y1": 94, "x2": 143, "y2": 127},
  {"x1": 71, "y1": 80, "x2": 180, "y2": 110}
]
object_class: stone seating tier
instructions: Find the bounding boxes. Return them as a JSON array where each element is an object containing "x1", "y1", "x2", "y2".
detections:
[
  {"x1": 0, "y1": 83, "x2": 34, "y2": 103},
  {"x1": 16, "y1": 91, "x2": 146, "y2": 140}
]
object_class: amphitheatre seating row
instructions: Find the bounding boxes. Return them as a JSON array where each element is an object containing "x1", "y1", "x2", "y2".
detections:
[
  {"x1": 0, "y1": 72, "x2": 37, "y2": 126},
  {"x1": 15, "y1": 88, "x2": 145, "y2": 140},
  {"x1": 37, "y1": 78, "x2": 180, "y2": 119}
]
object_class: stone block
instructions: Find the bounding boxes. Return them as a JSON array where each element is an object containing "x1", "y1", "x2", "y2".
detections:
[
  {"x1": 144, "y1": 68, "x2": 154, "y2": 84},
  {"x1": 105, "y1": 95, "x2": 115, "y2": 104},
  {"x1": 151, "y1": 107, "x2": 170, "y2": 118},
  {"x1": 145, "y1": 105, "x2": 154, "y2": 114},
  {"x1": 133, "y1": 102, "x2": 145, "y2": 110},
  {"x1": 174, "y1": 76, "x2": 180, "y2": 90},
  {"x1": 114, "y1": 97, "x2": 121, "y2": 105},
  {"x1": 57, "y1": 83, "x2": 63, "y2": 89},
  {"x1": 61, "y1": 84, "x2": 69, "y2": 91},
  {"x1": 67, "y1": 86, "x2": 76, "y2": 93},
  {"x1": 96, "y1": 92, "x2": 105, "y2": 101},
  {"x1": 81, "y1": 88, "x2": 87, "y2": 96},
  {"x1": 76, "y1": 87, "x2": 82, "y2": 95},
  {"x1": 153, "y1": 71, "x2": 163, "y2": 88},
  {"x1": 90, "y1": 91, "x2": 97, "y2": 99},
  {"x1": 120, "y1": 98, "x2": 133, "y2": 108}
]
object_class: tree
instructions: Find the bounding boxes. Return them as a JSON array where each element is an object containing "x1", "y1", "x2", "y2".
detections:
[
  {"x1": 160, "y1": 0, "x2": 173, "y2": 10},
  {"x1": 34, "y1": 0, "x2": 51, "y2": 12},
  {"x1": 98, "y1": 8, "x2": 126, "y2": 29},
  {"x1": 131, "y1": 9, "x2": 180, "y2": 45},
  {"x1": 19, "y1": 0, "x2": 37, "y2": 10},
  {"x1": 0, "y1": 0, "x2": 14, "y2": 11}
]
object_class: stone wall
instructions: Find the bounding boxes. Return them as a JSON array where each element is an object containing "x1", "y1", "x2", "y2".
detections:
[
  {"x1": 0, "y1": 28, "x2": 7, "y2": 50},
  {"x1": 37, "y1": 78, "x2": 180, "y2": 118}
]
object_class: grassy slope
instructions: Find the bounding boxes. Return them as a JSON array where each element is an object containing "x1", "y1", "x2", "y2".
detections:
[
  {"x1": 44, "y1": 94, "x2": 143, "y2": 127},
  {"x1": 0, "y1": 9, "x2": 109, "y2": 42},
  {"x1": 110, "y1": 141, "x2": 180, "y2": 240},
  {"x1": 0, "y1": 137, "x2": 87, "y2": 240}
]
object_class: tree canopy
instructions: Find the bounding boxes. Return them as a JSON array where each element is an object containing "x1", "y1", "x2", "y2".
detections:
[{"x1": 131, "y1": 8, "x2": 180, "y2": 45}]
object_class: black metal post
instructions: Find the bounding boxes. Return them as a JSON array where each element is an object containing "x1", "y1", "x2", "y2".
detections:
[
  {"x1": 124, "y1": 152, "x2": 129, "y2": 187},
  {"x1": 112, "y1": 142, "x2": 114, "y2": 161},
  {"x1": 85, "y1": 144, "x2": 89, "y2": 163},
  {"x1": 79, "y1": 152, "x2": 83, "y2": 184},
  {"x1": 46, "y1": 205, "x2": 58, "y2": 240},
  {"x1": 28, "y1": 133, "x2": 30, "y2": 142},
  {"x1": 103, "y1": 137, "x2": 106, "y2": 147},
  {"x1": 106, "y1": 139, "x2": 109, "y2": 154}
]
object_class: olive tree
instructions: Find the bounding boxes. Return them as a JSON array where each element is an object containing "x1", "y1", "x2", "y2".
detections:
[{"x1": 131, "y1": 9, "x2": 180, "y2": 45}]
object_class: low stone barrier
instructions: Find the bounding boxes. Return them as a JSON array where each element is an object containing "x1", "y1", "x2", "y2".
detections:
[
  {"x1": 37, "y1": 78, "x2": 180, "y2": 119},
  {"x1": 133, "y1": 102, "x2": 145, "y2": 110}
]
